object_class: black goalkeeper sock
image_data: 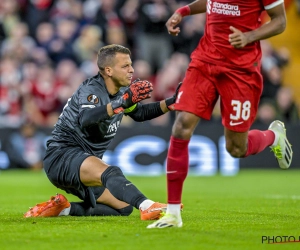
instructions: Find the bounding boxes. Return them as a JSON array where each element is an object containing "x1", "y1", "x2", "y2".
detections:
[
  {"x1": 69, "y1": 202, "x2": 132, "y2": 216},
  {"x1": 101, "y1": 166, "x2": 147, "y2": 209}
]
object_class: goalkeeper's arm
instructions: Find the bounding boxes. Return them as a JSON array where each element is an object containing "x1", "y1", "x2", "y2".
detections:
[
  {"x1": 78, "y1": 79, "x2": 153, "y2": 128},
  {"x1": 78, "y1": 104, "x2": 112, "y2": 129},
  {"x1": 125, "y1": 101, "x2": 167, "y2": 122},
  {"x1": 126, "y1": 81, "x2": 182, "y2": 122}
]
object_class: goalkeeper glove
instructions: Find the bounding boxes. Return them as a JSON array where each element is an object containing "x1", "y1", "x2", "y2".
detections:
[
  {"x1": 111, "y1": 79, "x2": 153, "y2": 114},
  {"x1": 165, "y1": 82, "x2": 182, "y2": 110}
]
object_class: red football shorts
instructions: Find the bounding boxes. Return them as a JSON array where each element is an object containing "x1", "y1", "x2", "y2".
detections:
[{"x1": 174, "y1": 59, "x2": 263, "y2": 132}]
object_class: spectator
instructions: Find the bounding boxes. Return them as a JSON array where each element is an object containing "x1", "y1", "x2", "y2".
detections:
[
  {"x1": 172, "y1": 12, "x2": 205, "y2": 56},
  {"x1": 79, "y1": 50, "x2": 99, "y2": 77},
  {"x1": 256, "y1": 99, "x2": 277, "y2": 125},
  {"x1": 6, "y1": 120, "x2": 46, "y2": 170},
  {"x1": 22, "y1": 0, "x2": 53, "y2": 37},
  {"x1": 25, "y1": 64, "x2": 61, "y2": 126},
  {"x1": 0, "y1": 0, "x2": 296, "y2": 132},
  {"x1": 0, "y1": 0, "x2": 21, "y2": 39},
  {"x1": 1, "y1": 22, "x2": 36, "y2": 62},
  {"x1": 56, "y1": 60, "x2": 86, "y2": 113},
  {"x1": 132, "y1": 59, "x2": 155, "y2": 82},
  {"x1": 72, "y1": 25, "x2": 104, "y2": 63},
  {"x1": 134, "y1": 0, "x2": 174, "y2": 73},
  {"x1": 275, "y1": 86, "x2": 300, "y2": 123},
  {"x1": 35, "y1": 22, "x2": 55, "y2": 52},
  {"x1": 154, "y1": 52, "x2": 189, "y2": 101},
  {"x1": 261, "y1": 40, "x2": 290, "y2": 99},
  {"x1": 117, "y1": 0, "x2": 140, "y2": 49},
  {"x1": 0, "y1": 57, "x2": 23, "y2": 128},
  {"x1": 48, "y1": 18, "x2": 78, "y2": 64},
  {"x1": 93, "y1": 0, "x2": 124, "y2": 45},
  {"x1": 106, "y1": 23, "x2": 128, "y2": 47}
]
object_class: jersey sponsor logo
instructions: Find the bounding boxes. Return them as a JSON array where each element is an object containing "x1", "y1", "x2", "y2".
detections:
[
  {"x1": 87, "y1": 94, "x2": 99, "y2": 104},
  {"x1": 207, "y1": 0, "x2": 240, "y2": 16},
  {"x1": 107, "y1": 121, "x2": 120, "y2": 134},
  {"x1": 229, "y1": 120, "x2": 244, "y2": 126}
]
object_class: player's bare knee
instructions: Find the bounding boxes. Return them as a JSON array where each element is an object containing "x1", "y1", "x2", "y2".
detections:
[
  {"x1": 226, "y1": 145, "x2": 246, "y2": 158},
  {"x1": 80, "y1": 157, "x2": 110, "y2": 186},
  {"x1": 172, "y1": 121, "x2": 193, "y2": 139}
]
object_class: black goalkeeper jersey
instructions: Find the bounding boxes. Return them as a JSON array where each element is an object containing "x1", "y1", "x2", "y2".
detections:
[{"x1": 47, "y1": 74, "x2": 124, "y2": 158}]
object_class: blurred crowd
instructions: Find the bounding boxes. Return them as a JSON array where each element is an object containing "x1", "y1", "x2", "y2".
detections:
[
  {"x1": 0, "y1": 0, "x2": 299, "y2": 170},
  {"x1": 0, "y1": 0, "x2": 299, "y2": 129}
]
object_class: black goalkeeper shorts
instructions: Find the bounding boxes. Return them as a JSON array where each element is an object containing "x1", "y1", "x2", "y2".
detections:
[{"x1": 43, "y1": 144, "x2": 105, "y2": 207}]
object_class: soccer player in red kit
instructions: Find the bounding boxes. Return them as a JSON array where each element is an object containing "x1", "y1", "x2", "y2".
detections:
[{"x1": 147, "y1": 0, "x2": 292, "y2": 228}]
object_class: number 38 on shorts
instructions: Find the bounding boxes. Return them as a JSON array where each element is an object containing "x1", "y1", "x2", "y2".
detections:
[{"x1": 228, "y1": 100, "x2": 252, "y2": 128}]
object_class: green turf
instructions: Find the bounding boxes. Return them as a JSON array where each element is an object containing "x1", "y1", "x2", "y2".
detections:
[{"x1": 0, "y1": 169, "x2": 299, "y2": 250}]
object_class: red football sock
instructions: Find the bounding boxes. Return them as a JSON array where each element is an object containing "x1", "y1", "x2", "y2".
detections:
[
  {"x1": 167, "y1": 136, "x2": 190, "y2": 204},
  {"x1": 245, "y1": 130, "x2": 275, "y2": 157}
]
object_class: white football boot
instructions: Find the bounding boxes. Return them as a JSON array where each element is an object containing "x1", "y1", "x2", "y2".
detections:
[
  {"x1": 147, "y1": 213, "x2": 183, "y2": 228},
  {"x1": 268, "y1": 120, "x2": 293, "y2": 169}
]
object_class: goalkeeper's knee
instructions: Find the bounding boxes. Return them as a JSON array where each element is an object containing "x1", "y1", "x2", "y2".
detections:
[
  {"x1": 117, "y1": 205, "x2": 134, "y2": 216},
  {"x1": 101, "y1": 166, "x2": 124, "y2": 186}
]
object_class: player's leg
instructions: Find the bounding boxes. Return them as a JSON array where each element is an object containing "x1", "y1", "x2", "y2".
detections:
[
  {"x1": 221, "y1": 68, "x2": 292, "y2": 167},
  {"x1": 96, "y1": 188, "x2": 130, "y2": 209},
  {"x1": 24, "y1": 145, "x2": 79, "y2": 218},
  {"x1": 25, "y1": 146, "x2": 142, "y2": 218},
  {"x1": 221, "y1": 68, "x2": 274, "y2": 158},
  {"x1": 23, "y1": 192, "x2": 133, "y2": 217},
  {"x1": 225, "y1": 122, "x2": 292, "y2": 169},
  {"x1": 69, "y1": 188, "x2": 133, "y2": 216},
  {"x1": 69, "y1": 202, "x2": 133, "y2": 216},
  {"x1": 148, "y1": 60, "x2": 218, "y2": 228},
  {"x1": 80, "y1": 156, "x2": 168, "y2": 220},
  {"x1": 167, "y1": 111, "x2": 199, "y2": 216},
  {"x1": 224, "y1": 128, "x2": 274, "y2": 157},
  {"x1": 147, "y1": 112, "x2": 200, "y2": 229},
  {"x1": 224, "y1": 129, "x2": 248, "y2": 157}
]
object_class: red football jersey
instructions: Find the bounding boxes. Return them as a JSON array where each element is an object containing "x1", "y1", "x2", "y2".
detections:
[{"x1": 192, "y1": 0, "x2": 284, "y2": 70}]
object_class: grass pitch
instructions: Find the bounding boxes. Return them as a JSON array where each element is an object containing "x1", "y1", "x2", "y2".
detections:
[{"x1": 0, "y1": 169, "x2": 299, "y2": 250}]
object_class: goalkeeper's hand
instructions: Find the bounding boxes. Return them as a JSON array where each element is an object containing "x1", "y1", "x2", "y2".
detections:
[
  {"x1": 165, "y1": 82, "x2": 182, "y2": 111},
  {"x1": 111, "y1": 79, "x2": 153, "y2": 114}
]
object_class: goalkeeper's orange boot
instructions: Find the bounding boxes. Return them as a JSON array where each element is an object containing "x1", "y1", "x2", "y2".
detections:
[
  {"x1": 24, "y1": 194, "x2": 70, "y2": 218},
  {"x1": 140, "y1": 202, "x2": 183, "y2": 220}
]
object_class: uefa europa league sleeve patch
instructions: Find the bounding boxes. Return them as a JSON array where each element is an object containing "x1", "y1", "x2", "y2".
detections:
[{"x1": 87, "y1": 94, "x2": 99, "y2": 104}]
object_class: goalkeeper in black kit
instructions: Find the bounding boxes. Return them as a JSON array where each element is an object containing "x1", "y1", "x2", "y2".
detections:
[{"x1": 24, "y1": 44, "x2": 181, "y2": 220}]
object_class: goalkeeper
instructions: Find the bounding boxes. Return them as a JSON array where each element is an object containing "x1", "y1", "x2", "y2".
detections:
[{"x1": 24, "y1": 44, "x2": 181, "y2": 220}]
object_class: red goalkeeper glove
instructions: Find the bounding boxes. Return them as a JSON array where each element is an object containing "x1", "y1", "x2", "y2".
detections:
[{"x1": 111, "y1": 80, "x2": 153, "y2": 114}]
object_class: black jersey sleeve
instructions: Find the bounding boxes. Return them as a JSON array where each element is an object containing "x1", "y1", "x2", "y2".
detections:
[
  {"x1": 78, "y1": 105, "x2": 110, "y2": 129},
  {"x1": 126, "y1": 102, "x2": 164, "y2": 122},
  {"x1": 77, "y1": 78, "x2": 111, "y2": 129}
]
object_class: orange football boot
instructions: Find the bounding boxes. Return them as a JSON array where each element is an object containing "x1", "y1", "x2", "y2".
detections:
[{"x1": 24, "y1": 194, "x2": 70, "y2": 218}]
